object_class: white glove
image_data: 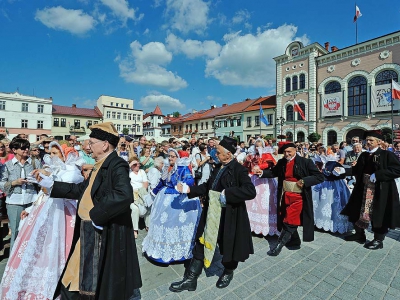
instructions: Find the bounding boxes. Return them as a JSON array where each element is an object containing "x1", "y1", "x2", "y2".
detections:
[
  {"x1": 92, "y1": 221, "x2": 103, "y2": 230},
  {"x1": 333, "y1": 167, "x2": 345, "y2": 176},
  {"x1": 370, "y1": 173, "x2": 376, "y2": 183},
  {"x1": 38, "y1": 173, "x2": 54, "y2": 191}
]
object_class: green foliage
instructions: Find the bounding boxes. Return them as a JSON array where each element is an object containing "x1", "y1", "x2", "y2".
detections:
[
  {"x1": 172, "y1": 111, "x2": 180, "y2": 117},
  {"x1": 122, "y1": 128, "x2": 130, "y2": 135},
  {"x1": 307, "y1": 132, "x2": 321, "y2": 142}
]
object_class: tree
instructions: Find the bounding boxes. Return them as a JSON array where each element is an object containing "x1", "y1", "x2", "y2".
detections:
[
  {"x1": 122, "y1": 128, "x2": 130, "y2": 135},
  {"x1": 172, "y1": 111, "x2": 180, "y2": 117},
  {"x1": 307, "y1": 132, "x2": 321, "y2": 142}
]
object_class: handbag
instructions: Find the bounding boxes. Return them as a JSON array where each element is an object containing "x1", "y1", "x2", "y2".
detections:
[{"x1": 194, "y1": 153, "x2": 203, "y2": 179}]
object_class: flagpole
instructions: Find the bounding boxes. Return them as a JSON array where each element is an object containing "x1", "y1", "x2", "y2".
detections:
[
  {"x1": 355, "y1": 2, "x2": 358, "y2": 44},
  {"x1": 294, "y1": 109, "x2": 296, "y2": 142},
  {"x1": 392, "y1": 80, "x2": 394, "y2": 143}
]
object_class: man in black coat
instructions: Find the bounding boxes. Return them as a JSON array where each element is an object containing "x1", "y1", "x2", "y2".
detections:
[
  {"x1": 342, "y1": 130, "x2": 400, "y2": 250},
  {"x1": 256, "y1": 142, "x2": 324, "y2": 256},
  {"x1": 170, "y1": 136, "x2": 256, "y2": 292},
  {"x1": 35, "y1": 122, "x2": 142, "y2": 300}
]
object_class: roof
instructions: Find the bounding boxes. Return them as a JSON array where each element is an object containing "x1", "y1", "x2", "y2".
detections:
[
  {"x1": 243, "y1": 96, "x2": 276, "y2": 112},
  {"x1": 153, "y1": 105, "x2": 163, "y2": 116},
  {"x1": 52, "y1": 105, "x2": 103, "y2": 118}
]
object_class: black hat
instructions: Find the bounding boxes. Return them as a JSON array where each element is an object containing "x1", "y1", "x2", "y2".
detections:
[
  {"x1": 89, "y1": 122, "x2": 120, "y2": 148},
  {"x1": 278, "y1": 142, "x2": 296, "y2": 154},
  {"x1": 125, "y1": 135, "x2": 133, "y2": 142},
  {"x1": 363, "y1": 130, "x2": 384, "y2": 140},
  {"x1": 219, "y1": 136, "x2": 237, "y2": 154}
]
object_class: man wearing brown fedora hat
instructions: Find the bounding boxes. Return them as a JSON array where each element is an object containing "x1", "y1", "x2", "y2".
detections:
[
  {"x1": 33, "y1": 122, "x2": 142, "y2": 299},
  {"x1": 342, "y1": 130, "x2": 400, "y2": 250}
]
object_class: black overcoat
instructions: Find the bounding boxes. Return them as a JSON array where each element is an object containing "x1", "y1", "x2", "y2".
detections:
[
  {"x1": 341, "y1": 148, "x2": 400, "y2": 228},
  {"x1": 188, "y1": 159, "x2": 256, "y2": 263},
  {"x1": 261, "y1": 155, "x2": 324, "y2": 242},
  {"x1": 51, "y1": 151, "x2": 142, "y2": 300}
]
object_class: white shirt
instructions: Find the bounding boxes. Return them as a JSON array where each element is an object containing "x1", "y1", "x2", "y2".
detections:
[
  {"x1": 6, "y1": 157, "x2": 36, "y2": 205},
  {"x1": 129, "y1": 169, "x2": 148, "y2": 190}
]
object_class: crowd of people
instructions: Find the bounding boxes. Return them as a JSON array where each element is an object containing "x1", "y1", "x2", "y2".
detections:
[{"x1": 0, "y1": 126, "x2": 399, "y2": 299}]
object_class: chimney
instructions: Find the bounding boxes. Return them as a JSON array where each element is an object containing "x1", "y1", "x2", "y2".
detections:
[
  {"x1": 325, "y1": 42, "x2": 330, "y2": 51},
  {"x1": 72, "y1": 104, "x2": 76, "y2": 108},
  {"x1": 49, "y1": 97, "x2": 53, "y2": 100},
  {"x1": 331, "y1": 46, "x2": 338, "y2": 52},
  {"x1": 222, "y1": 104, "x2": 228, "y2": 107}
]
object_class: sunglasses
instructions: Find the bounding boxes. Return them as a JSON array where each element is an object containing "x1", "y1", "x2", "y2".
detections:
[
  {"x1": 168, "y1": 155, "x2": 177, "y2": 158},
  {"x1": 19, "y1": 146, "x2": 29, "y2": 151}
]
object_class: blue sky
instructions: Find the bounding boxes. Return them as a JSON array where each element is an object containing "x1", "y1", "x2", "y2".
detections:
[{"x1": 1, "y1": 0, "x2": 400, "y2": 115}]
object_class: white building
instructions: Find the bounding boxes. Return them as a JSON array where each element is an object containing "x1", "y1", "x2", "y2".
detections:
[
  {"x1": 96, "y1": 95, "x2": 143, "y2": 136},
  {"x1": 0, "y1": 91, "x2": 52, "y2": 142},
  {"x1": 143, "y1": 105, "x2": 164, "y2": 138}
]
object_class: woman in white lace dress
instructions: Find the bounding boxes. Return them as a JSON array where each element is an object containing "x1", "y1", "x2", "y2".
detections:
[
  {"x1": 0, "y1": 142, "x2": 84, "y2": 300},
  {"x1": 142, "y1": 148, "x2": 201, "y2": 264}
]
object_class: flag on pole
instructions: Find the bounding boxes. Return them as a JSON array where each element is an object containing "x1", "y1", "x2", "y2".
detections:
[
  {"x1": 353, "y1": 5, "x2": 362, "y2": 22},
  {"x1": 259, "y1": 104, "x2": 269, "y2": 126},
  {"x1": 294, "y1": 100, "x2": 306, "y2": 121},
  {"x1": 392, "y1": 79, "x2": 400, "y2": 100}
]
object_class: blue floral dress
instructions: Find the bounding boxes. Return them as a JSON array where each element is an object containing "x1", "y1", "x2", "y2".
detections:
[{"x1": 142, "y1": 158, "x2": 201, "y2": 263}]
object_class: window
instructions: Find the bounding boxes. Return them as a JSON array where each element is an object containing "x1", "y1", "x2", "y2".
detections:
[
  {"x1": 121, "y1": 104, "x2": 124, "y2": 108},
  {"x1": 53, "y1": 118, "x2": 59, "y2": 127},
  {"x1": 190, "y1": 124, "x2": 192, "y2": 130},
  {"x1": 116, "y1": 103, "x2": 119, "y2": 107},
  {"x1": 94, "y1": 121, "x2": 98, "y2": 125},
  {"x1": 112, "y1": 112, "x2": 116, "y2": 119},
  {"x1": 126, "y1": 104, "x2": 129, "y2": 108},
  {"x1": 223, "y1": 120, "x2": 228, "y2": 127},
  {"x1": 186, "y1": 125, "x2": 189, "y2": 131},
  {"x1": 167, "y1": 128, "x2": 170, "y2": 134},
  {"x1": 174, "y1": 126, "x2": 177, "y2": 132},
  {"x1": 201, "y1": 122, "x2": 204, "y2": 130},
  {"x1": 206, "y1": 122, "x2": 209, "y2": 129},
  {"x1": 116, "y1": 124, "x2": 121, "y2": 131},
  {"x1": 297, "y1": 103, "x2": 306, "y2": 120},
  {"x1": 285, "y1": 78, "x2": 291, "y2": 92},
  {"x1": 327, "y1": 131, "x2": 337, "y2": 145},
  {"x1": 179, "y1": 125, "x2": 182, "y2": 132},
  {"x1": 348, "y1": 76, "x2": 367, "y2": 116},
  {"x1": 21, "y1": 119, "x2": 28, "y2": 128},
  {"x1": 195, "y1": 124, "x2": 198, "y2": 131},
  {"x1": 37, "y1": 135, "x2": 42, "y2": 141},
  {"x1": 74, "y1": 119, "x2": 80, "y2": 129},
  {"x1": 87, "y1": 120, "x2": 92, "y2": 128},
  {"x1": 212, "y1": 121, "x2": 215, "y2": 128},
  {"x1": 110, "y1": 102, "x2": 114, "y2": 106},
  {"x1": 297, "y1": 131, "x2": 305, "y2": 142},
  {"x1": 267, "y1": 114, "x2": 273, "y2": 125},
  {"x1": 375, "y1": 70, "x2": 398, "y2": 85},
  {"x1": 37, "y1": 120, "x2": 43, "y2": 129},
  {"x1": 218, "y1": 121, "x2": 222, "y2": 128},
  {"x1": 255, "y1": 116, "x2": 260, "y2": 126},
  {"x1": 22, "y1": 103, "x2": 28, "y2": 112},
  {"x1": 137, "y1": 115, "x2": 141, "y2": 121},
  {"x1": 106, "y1": 111, "x2": 110, "y2": 118},
  {"x1": 299, "y1": 74, "x2": 306, "y2": 89},
  {"x1": 325, "y1": 81, "x2": 341, "y2": 94},
  {"x1": 0, "y1": 101, "x2": 5, "y2": 110},
  {"x1": 123, "y1": 113, "x2": 127, "y2": 120},
  {"x1": 137, "y1": 125, "x2": 141, "y2": 132},
  {"x1": 61, "y1": 118, "x2": 66, "y2": 127},
  {"x1": 0, "y1": 118, "x2": 4, "y2": 127},
  {"x1": 128, "y1": 114, "x2": 132, "y2": 120},
  {"x1": 158, "y1": 116, "x2": 161, "y2": 119},
  {"x1": 286, "y1": 131, "x2": 293, "y2": 142},
  {"x1": 117, "y1": 112, "x2": 121, "y2": 119},
  {"x1": 247, "y1": 116, "x2": 252, "y2": 127},
  {"x1": 37, "y1": 104, "x2": 44, "y2": 113},
  {"x1": 123, "y1": 125, "x2": 127, "y2": 129},
  {"x1": 286, "y1": 105, "x2": 294, "y2": 121},
  {"x1": 292, "y1": 76, "x2": 298, "y2": 91},
  {"x1": 230, "y1": 119, "x2": 234, "y2": 127}
]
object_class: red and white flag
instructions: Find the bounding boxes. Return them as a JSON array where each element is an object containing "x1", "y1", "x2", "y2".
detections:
[
  {"x1": 294, "y1": 100, "x2": 306, "y2": 121},
  {"x1": 353, "y1": 5, "x2": 362, "y2": 22},
  {"x1": 392, "y1": 79, "x2": 400, "y2": 100}
]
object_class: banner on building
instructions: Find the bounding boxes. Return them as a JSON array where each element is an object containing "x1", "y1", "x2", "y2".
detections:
[
  {"x1": 321, "y1": 92, "x2": 342, "y2": 117},
  {"x1": 371, "y1": 83, "x2": 400, "y2": 113}
]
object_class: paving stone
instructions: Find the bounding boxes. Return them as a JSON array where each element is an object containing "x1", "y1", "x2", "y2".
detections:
[
  {"x1": 384, "y1": 294, "x2": 399, "y2": 300},
  {"x1": 141, "y1": 289, "x2": 160, "y2": 300}
]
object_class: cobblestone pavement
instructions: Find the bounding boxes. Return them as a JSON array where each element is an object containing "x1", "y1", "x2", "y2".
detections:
[{"x1": 1, "y1": 227, "x2": 400, "y2": 300}]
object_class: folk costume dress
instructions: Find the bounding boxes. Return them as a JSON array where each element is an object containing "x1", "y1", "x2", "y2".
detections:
[
  {"x1": 0, "y1": 143, "x2": 84, "y2": 300},
  {"x1": 243, "y1": 141, "x2": 279, "y2": 236},
  {"x1": 312, "y1": 155, "x2": 351, "y2": 233},
  {"x1": 142, "y1": 149, "x2": 202, "y2": 263}
]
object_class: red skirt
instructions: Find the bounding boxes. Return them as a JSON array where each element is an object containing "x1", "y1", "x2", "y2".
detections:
[{"x1": 282, "y1": 192, "x2": 303, "y2": 225}]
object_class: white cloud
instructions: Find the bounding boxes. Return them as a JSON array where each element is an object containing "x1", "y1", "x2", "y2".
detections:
[
  {"x1": 205, "y1": 24, "x2": 309, "y2": 88},
  {"x1": 232, "y1": 9, "x2": 250, "y2": 24},
  {"x1": 82, "y1": 99, "x2": 98, "y2": 108},
  {"x1": 100, "y1": 0, "x2": 143, "y2": 24},
  {"x1": 153, "y1": 0, "x2": 163, "y2": 7},
  {"x1": 166, "y1": 33, "x2": 221, "y2": 59},
  {"x1": 165, "y1": 0, "x2": 210, "y2": 34},
  {"x1": 143, "y1": 28, "x2": 150, "y2": 35},
  {"x1": 35, "y1": 6, "x2": 96, "y2": 35},
  {"x1": 139, "y1": 93, "x2": 185, "y2": 113},
  {"x1": 118, "y1": 40, "x2": 187, "y2": 91}
]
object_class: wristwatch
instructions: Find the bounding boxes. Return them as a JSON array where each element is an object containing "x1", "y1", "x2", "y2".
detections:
[{"x1": 300, "y1": 179, "x2": 304, "y2": 186}]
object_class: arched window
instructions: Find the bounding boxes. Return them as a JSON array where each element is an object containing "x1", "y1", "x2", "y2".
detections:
[
  {"x1": 285, "y1": 78, "x2": 291, "y2": 92},
  {"x1": 297, "y1": 103, "x2": 306, "y2": 120},
  {"x1": 375, "y1": 70, "x2": 398, "y2": 85},
  {"x1": 348, "y1": 76, "x2": 367, "y2": 116},
  {"x1": 297, "y1": 131, "x2": 305, "y2": 142},
  {"x1": 299, "y1": 74, "x2": 306, "y2": 89},
  {"x1": 292, "y1": 76, "x2": 298, "y2": 91},
  {"x1": 327, "y1": 130, "x2": 337, "y2": 145},
  {"x1": 325, "y1": 81, "x2": 341, "y2": 94},
  {"x1": 286, "y1": 105, "x2": 294, "y2": 121},
  {"x1": 286, "y1": 132, "x2": 293, "y2": 142}
]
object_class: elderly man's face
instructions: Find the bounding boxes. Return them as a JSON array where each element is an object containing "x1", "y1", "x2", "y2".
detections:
[
  {"x1": 283, "y1": 147, "x2": 297, "y2": 160},
  {"x1": 366, "y1": 137, "x2": 380, "y2": 150},
  {"x1": 353, "y1": 144, "x2": 362, "y2": 153},
  {"x1": 216, "y1": 145, "x2": 231, "y2": 164}
]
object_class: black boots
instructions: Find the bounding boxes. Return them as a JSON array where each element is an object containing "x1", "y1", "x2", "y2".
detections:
[
  {"x1": 170, "y1": 258, "x2": 203, "y2": 292},
  {"x1": 216, "y1": 269, "x2": 234, "y2": 289},
  {"x1": 364, "y1": 233, "x2": 385, "y2": 250},
  {"x1": 268, "y1": 230, "x2": 292, "y2": 256},
  {"x1": 285, "y1": 230, "x2": 301, "y2": 249},
  {"x1": 344, "y1": 226, "x2": 366, "y2": 244}
]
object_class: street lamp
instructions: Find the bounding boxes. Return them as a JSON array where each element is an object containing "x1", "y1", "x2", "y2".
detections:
[
  {"x1": 211, "y1": 124, "x2": 219, "y2": 137},
  {"x1": 276, "y1": 117, "x2": 286, "y2": 141}
]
